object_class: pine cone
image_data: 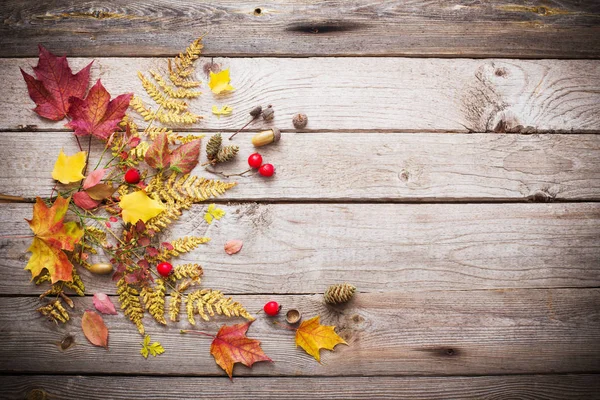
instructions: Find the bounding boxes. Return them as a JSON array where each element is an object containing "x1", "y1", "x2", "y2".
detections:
[
  {"x1": 206, "y1": 133, "x2": 222, "y2": 160},
  {"x1": 324, "y1": 283, "x2": 356, "y2": 304},
  {"x1": 215, "y1": 145, "x2": 239, "y2": 164}
]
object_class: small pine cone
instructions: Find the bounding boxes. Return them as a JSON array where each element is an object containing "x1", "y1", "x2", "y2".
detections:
[
  {"x1": 215, "y1": 145, "x2": 239, "y2": 164},
  {"x1": 324, "y1": 283, "x2": 356, "y2": 304},
  {"x1": 206, "y1": 133, "x2": 222, "y2": 160}
]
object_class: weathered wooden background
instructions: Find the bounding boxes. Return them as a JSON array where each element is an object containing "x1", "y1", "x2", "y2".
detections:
[{"x1": 1, "y1": 1, "x2": 599, "y2": 399}]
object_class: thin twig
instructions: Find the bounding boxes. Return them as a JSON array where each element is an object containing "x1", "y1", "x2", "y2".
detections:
[
  {"x1": 204, "y1": 167, "x2": 253, "y2": 178},
  {"x1": 228, "y1": 116, "x2": 257, "y2": 140}
]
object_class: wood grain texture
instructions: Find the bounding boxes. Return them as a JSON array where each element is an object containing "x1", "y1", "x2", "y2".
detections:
[
  {"x1": 1, "y1": 289, "x2": 599, "y2": 376},
  {"x1": 3, "y1": 57, "x2": 600, "y2": 132},
  {"x1": 1, "y1": 131, "x2": 600, "y2": 201},
  {"x1": 2, "y1": 203, "x2": 599, "y2": 295},
  {"x1": 1, "y1": 1, "x2": 600, "y2": 58},
  {"x1": 2, "y1": 374, "x2": 600, "y2": 399}
]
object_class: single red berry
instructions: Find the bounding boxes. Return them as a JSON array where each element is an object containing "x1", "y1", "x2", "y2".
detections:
[
  {"x1": 156, "y1": 261, "x2": 173, "y2": 277},
  {"x1": 258, "y1": 163, "x2": 275, "y2": 177},
  {"x1": 263, "y1": 301, "x2": 280, "y2": 316},
  {"x1": 248, "y1": 153, "x2": 263, "y2": 169},
  {"x1": 124, "y1": 168, "x2": 141, "y2": 184}
]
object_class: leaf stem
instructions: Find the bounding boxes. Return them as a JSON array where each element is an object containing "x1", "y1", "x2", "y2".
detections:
[
  {"x1": 180, "y1": 329, "x2": 215, "y2": 338},
  {"x1": 228, "y1": 117, "x2": 256, "y2": 140},
  {"x1": 204, "y1": 168, "x2": 253, "y2": 178}
]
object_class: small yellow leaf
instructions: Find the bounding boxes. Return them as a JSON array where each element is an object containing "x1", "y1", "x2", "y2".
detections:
[
  {"x1": 119, "y1": 190, "x2": 165, "y2": 224},
  {"x1": 212, "y1": 105, "x2": 233, "y2": 118},
  {"x1": 295, "y1": 316, "x2": 347, "y2": 362},
  {"x1": 52, "y1": 149, "x2": 86, "y2": 184},
  {"x1": 204, "y1": 203, "x2": 225, "y2": 224},
  {"x1": 208, "y1": 69, "x2": 235, "y2": 94}
]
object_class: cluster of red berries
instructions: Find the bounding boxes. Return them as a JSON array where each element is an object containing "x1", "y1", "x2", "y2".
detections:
[{"x1": 248, "y1": 153, "x2": 274, "y2": 177}]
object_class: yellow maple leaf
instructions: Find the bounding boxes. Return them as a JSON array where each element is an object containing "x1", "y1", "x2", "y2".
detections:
[
  {"x1": 119, "y1": 190, "x2": 165, "y2": 224},
  {"x1": 208, "y1": 69, "x2": 235, "y2": 94},
  {"x1": 211, "y1": 105, "x2": 233, "y2": 118},
  {"x1": 52, "y1": 149, "x2": 86, "y2": 184},
  {"x1": 204, "y1": 203, "x2": 225, "y2": 224},
  {"x1": 295, "y1": 316, "x2": 347, "y2": 362}
]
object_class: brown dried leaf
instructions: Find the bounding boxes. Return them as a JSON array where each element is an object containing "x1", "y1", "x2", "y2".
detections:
[{"x1": 82, "y1": 310, "x2": 109, "y2": 349}]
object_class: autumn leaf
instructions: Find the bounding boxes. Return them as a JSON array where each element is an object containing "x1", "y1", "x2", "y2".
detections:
[
  {"x1": 85, "y1": 183, "x2": 116, "y2": 201},
  {"x1": 144, "y1": 132, "x2": 171, "y2": 170},
  {"x1": 25, "y1": 196, "x2": 83, "y2": 283},
  {"x1": 82, "y1": 310, "x2": 109, "y2": 349},
  {"x1": 119, "y1": 190, "x2": 165, "y2": 224},
  {"x1": 52, "y1": 149, "x2": 86, "y2": 184},
  {"x1": 208, "y1": 69, "x2": 234, "y2": 94},
  {"x1": 21, "y1": 45, "x2": 92, "y2": 121},
  {"x1": 212, "y1": 105, "x2": 233, "y2": 118},
  {"x1": 170, "y1": 140, "x2": 201, "y2": 174},
  {"x1": 83, "y1": 168, "x2": 107, "y2": 189},
  {"x1": 210, "y1": 321, "x2": 272, "y2": 379},
  {"x1": 295, "y1": 316, "x2": 347, "y2": 362},
  {"x1": 73, "y1": 191, "x2": 101, "y2": 210},
  {"x1": 224, "y1": 240, "x2": 243, "y2": 255},
  {"x1": 140, "y1": 335, "x2": 165, "y2": 358},
  {"x1": 66, "y1": 80, "x2": 133, "y2": 140},
  {"x1": 204, "y1": 203, "x2": 225, "y2": 224},
  {"x1": 93, "y1": 293, "x2": 118, "y2": 315}
]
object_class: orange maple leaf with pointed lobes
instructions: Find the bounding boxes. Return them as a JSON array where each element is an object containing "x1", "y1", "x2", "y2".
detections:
[
  {"x1": 20, "y1": 45, "x2": 92, "y2": 121},
  {"x1": 25, "y1": 196, "x2": 84, "y2": 283},
  {"x1": 66, "y1": 79, "x2": 133, "y2": 140},
  {"x1": 210, "y1": 321, "x2": 272, "y2": 379},
  {"x1": 295, "y1": 316, "x2": 347, "y2": 362}
]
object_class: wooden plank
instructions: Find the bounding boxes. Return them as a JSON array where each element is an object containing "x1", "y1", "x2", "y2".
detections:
[
  {"x1": 2, "y1": 203, "x2": 599, "y2": 295},
  {"x1": 2, "y1": 374, "x2": 600, "y2": 399},
  {"x1": 1, "y1": 1, "x2": 600, "y2": 58},
  {"x1": 2, "y1": 132, "x2": 600, "y2": 201},
  {"x1": 1, "y1": 289, "x2": 599, "y2": 376},
  {"x1": 3, "y1": 57, "x2": 600, "y2": 132}
]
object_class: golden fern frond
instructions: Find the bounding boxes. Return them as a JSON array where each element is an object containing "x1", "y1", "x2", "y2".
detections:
[
  {"x1": 186, "y1": 289, "x2": 253, "y2": 324},
  {"x1": 173, "y1": 263, "x2": 204, "y2": 284},
  {"x1": 141, "y1": 279, "x2": 167, "y2": 325},
  {"x1": 151, "y1": 237, "x2": 210, "y2": 262},
  {"x1": 130, "y1": 96, "x2": 155, "y2": 121},
  {"x1": 156, "y1": 110, "x2": 202, "y2": 125},
  {"x1": 168, "y1": 290, "x2": 183, "y2": 322},
  {"x1": 130, "y1": 140, "x2": 150, "y2": 161},
  {"x1": 117, "y1": 278, "x2": 145, "y2": 335},
  {"x1": 150, "y1": 70, "x2": 202, "y2": 99},
  {"x1": 178, "y1": 175, "x2": 237, "y2": 202},
  {"x1": 64, "y1": 267, "x2": 85, "y2": 296},
  {"x1": 174, "y1": 37, "x2": 203, "y2": 73},
  {"x1": 178, "y1": 134, "x2": 204, "y2": 144},
  {"x1": 35, "y1": 271, "x2": 51, "y2": 285},
  {"x1": 119, "y1": 114, "x2": 139, "y2": 136},
  {"x1": 37, "y1": 300, "x2": 70, "y2": 324},
  {"x1": 85, "y1": 226, "x2": 107, "y2": 246},
  {"x1": 138, "y1": 72, "x2": 189, "y2": 112},
  {"x1": 168, "y1": 72, "x2": 202, "y2": 89}
]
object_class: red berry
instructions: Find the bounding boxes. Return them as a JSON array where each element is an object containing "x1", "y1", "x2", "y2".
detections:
[
  {"x1": 156, "y1": 261, "x2": 173, "y2": 277},
  {"x1": 124, "y1": 168, "x2": 141, "y2": 184},
  {"x1": 248, "y1": 153, "x2": 263, "y2": 169},
  {"x1": 263, "y1": 301, "x2": 280, "y2": 316},
  {"x1": 258, "y1": 163, "x2": 275, "y2": 177}
]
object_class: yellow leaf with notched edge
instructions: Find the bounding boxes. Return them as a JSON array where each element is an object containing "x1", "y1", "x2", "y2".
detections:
[
  {"x1": 119, "y1": 190, "x2": 165, "y2": 224},
  {"x1": 204, "y1": 203, "x2": 225, "y2": 224},
  {"x1": 208, "y1": 69, "x2": 234, "y2": 94},
  {"x1": 212, "y1": 105, "x2": 233, "y2": 118},
  {"x1": 52, "y1": 149, "x2": 86, "y2": 184},
  {"x1": 295, "y1": 316, "x2": 347, "y2": 362}
]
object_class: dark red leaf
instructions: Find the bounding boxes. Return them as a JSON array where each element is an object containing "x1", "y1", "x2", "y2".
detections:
[
  {"x1": 138, "y1": 237, "x2": 150, "y2": 247},
  {"x1": 146, "y1": 246, "x2": 158, "y2": 257},
  {"x1": 73, "y1": 191, "x2": 101, "y2": 210}
]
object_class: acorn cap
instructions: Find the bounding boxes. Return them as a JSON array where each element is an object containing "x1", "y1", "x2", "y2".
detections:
[
  {"x1": 285, "y1": 308, "x2": 301, "y2": 324},
  {"x1": 272, "y1": 128, "x2": 281, "y2": 143}
]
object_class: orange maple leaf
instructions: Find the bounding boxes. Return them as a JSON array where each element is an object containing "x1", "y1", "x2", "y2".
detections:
[
  {"x1": 25, "y1": 196, "x2": 83, "y2": 283},
  {"x1": 210, "y1": 321, "x2": 272, "y2": 379},
  {"x1": 295, "y1": 316, "x2": 347, "y2": 362}
]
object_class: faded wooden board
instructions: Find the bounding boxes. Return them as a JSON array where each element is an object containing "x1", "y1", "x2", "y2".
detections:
[
  {"x1": 1, "y1": 290, "x2": 599, "y2": 375},
  {"x1": 1, "y1": 1, "x2": 600, "y2": 58},
  {"x1": 3, "y1": 57, "x2": 600, "y2": 132},
  {"x1": 2, "y1": 375, "x2": 600, "y2": 399},
  {"x1": 2, "y1": 132, "x2": 600, "y2": 201},
  {"x1": 2, "y1": 203, "x2": 599, "y2": 295}
]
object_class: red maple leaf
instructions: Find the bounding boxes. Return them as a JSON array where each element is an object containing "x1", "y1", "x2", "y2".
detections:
[
  {"x1": 66, "y1": 80, "x2": 133, "y2": 140},
  {"x1": 210, "y1": 321, "x2": 272, "y2": 379},
  {"x1": 21, "y1": 45, "x2": 92, "y2": 121}
]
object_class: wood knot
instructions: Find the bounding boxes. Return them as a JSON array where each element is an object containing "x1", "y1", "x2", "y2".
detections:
[
  {"x1": 26, "y1": 389, "x2": 48, "y2": 400},
  {"x1": 351, "y1": 314, "x2": 365, "y2": 323},
  {"x1": 398, "y1": 170, "x2": 410, "y2": 182},
  {"x1": 254, "y1": 7, "x2": 262, "y2": 16},
  {"x1": 528, "y1": 190, "x2": 555, "y2": 203},
  {"x1": 60, "y1": 334, "x2": 75, "y2": 350},
  {"x1": 494, "y1": 67, "x2": 508, "y2": 77}
]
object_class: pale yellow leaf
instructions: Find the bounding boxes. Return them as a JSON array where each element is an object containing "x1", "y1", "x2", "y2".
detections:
[
  {"x1": 119, "y1": 190, "x2": 165, "y2": 224},
  {"x1": 211, "y1": 105, "x2": 233, "y2": 118},
  {"x1": 204, "y1": 203, "x2": 225, "y2": 224},
  {"x1": 208, "y1": 69, "x2": 235, "y2": 94},
  {"x1": 52, "y1": 149, "x2": 86, "y2": 184}
]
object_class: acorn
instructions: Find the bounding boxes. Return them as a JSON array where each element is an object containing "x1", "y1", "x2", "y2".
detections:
[
  {"x1": 252, "y1": 128, "x2": 280, "y2": 147},
  {"x1": 249, "y1": 105, "x2": 262, "y2": 118},
  {"x1": 292, "y1": 113, "x2": 308, "y2": 129},
  {"x1": 262, "y1": 105, "x2": 274, "y2": 121},
  {"x1": 286, "y1": 308, "x2": 302, "y2": 324},
  {"x1": 88, "y1": 262, "x2": 113, "y2": 275}
]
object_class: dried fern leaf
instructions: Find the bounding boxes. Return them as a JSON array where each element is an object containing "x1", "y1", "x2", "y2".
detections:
[
  {"x1": 150, "y1": 70, "x2": 202, "y2": 99},
  {"x1": 186, "y1": 289, "x2": 253, "y2": 324},
  {"x1": 138, "y1": 72, "x2": 190, "y2": 112},
  {"x1": 117, "y1": 278, "x2": 145, "y2": 335},
  {"x1": 156, "y1": 110, "x2": 202, "y2": 125},
  {"x1": 173, "y1": 263, "x2": 204, "y2": 284},
  {"x1": 168, "y1": 290, "x2": 183, "y2": 322},
  {"x1": 130, "y1": 96, "x2": 156, "y2": 121},
  {"x1": 152, "y1": 237, "x2": 210, "y2": 262},
  {"x1": 64, "y1": 267, "x2": 85, "y2": 296},
  {"x1": 141, "y1": 279, "x2": 167, "y2": 325},
  {"x1": 37, "y1": 300, "x2": 70, "y2": 324}
]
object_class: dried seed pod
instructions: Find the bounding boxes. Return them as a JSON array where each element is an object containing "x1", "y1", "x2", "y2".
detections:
[
  {"x1": 249, "y1": 105, "x2": 263, "y2": 118},
  {"x1": 88, "y1": 263, "x2": 113, "y2": 275},
  {"x1": 262, "y1": 105, "x2": 274, "y2": 121},
  {"x1": 292, "y1": 113, "x2": 308, "y2": 129},
  {"x1": 252, "y1": 128, "x2": 281, "y2": 147},
  {"x1": 286, "y1": 308, "x2": 302, "y2": 324},
  {"x1": 324, "y1": 283, "x2": 356, "y2": 305},
  {"x1": 206, "y1": 133, "x2": 223, "y2": 159}
]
